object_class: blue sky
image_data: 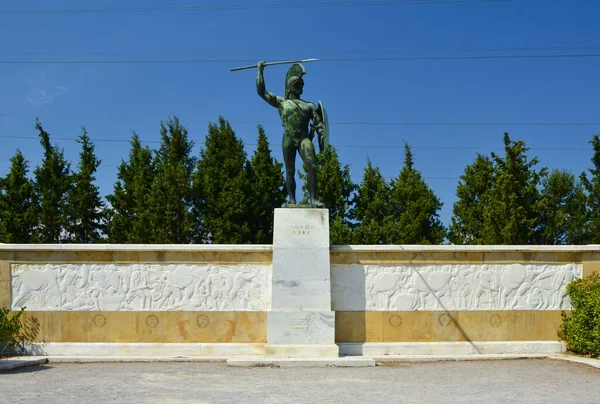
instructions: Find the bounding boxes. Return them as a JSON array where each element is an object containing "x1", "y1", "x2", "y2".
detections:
[{"x1": 1, "y1": 0, "x2": 599, "y2": 228}]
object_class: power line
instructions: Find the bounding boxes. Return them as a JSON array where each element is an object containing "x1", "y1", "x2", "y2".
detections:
[
  {"x1": 0, "y1": 0, "x2": 514, "y2": 16},
  {"x1": 3, "y1": 53, "x2": 600, "y2": 64},
  {"x1": 3, "y1": 113, "x2": 600, "y2": 127},
  {"x1": 0, "y1": 135, "x2": 591, "y2": 152},
  {"x1": 3, "y1": 44, "x2": 600, "y2": 56}
]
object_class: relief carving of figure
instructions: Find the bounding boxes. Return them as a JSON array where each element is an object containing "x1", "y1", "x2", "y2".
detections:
[{"x1": 11, "y1": 263, "x2": 269, "y2": 312}]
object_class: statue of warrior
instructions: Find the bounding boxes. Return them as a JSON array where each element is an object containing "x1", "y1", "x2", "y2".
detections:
[{"x1": 256, "y1": 61, "x2": 328, "y2": 206}]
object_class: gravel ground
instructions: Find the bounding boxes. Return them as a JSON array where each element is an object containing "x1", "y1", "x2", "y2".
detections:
[{"x1": 1, "y1": 359, "x2": 599, "y2": 404}]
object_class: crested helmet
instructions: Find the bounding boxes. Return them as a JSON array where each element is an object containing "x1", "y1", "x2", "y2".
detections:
[{"x1": 284, "y1": 63, "x2": 307, "y2": 98}]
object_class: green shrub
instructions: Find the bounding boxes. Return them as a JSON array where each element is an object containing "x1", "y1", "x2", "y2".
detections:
[
  {"x1": 558, "y1": 272, "x2": 600, "y2": 358},
  {"x1": 0, "y1": 307, "x2": 26, "y2": 357}
]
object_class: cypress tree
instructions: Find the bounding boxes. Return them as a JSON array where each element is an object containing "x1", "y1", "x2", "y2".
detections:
[
  {"x1": 66, "y1": 128, "x2": 106, "y2": 243},
  {"x1": 33, "y1": 121, "x2": 72, "y2": 243},
  {"x1": 448, "y1": 154, "x2": 495, "y2": 244},
  {"x1": 387, "y1": 143, "x2": 445, "y2": 244},
  {"x1": 539, "y1": 169, "x2": 588, "y2": 245},
  {"x1": 580, "y1": 134, "x2": 600, "y2": 243},
  {"x1": 351, "y1": 158, "x2": 390, "y2": 244},
  {"x1": 193, "y1": 117, "x2": 252, "y2": 244},
  {"x1": 248, "y1": 125, "x2": 286, "y2": 244},
  {"x1": 0, "y1": 150, "x2": 38, "y2": 243},
  {"x1": 106, "y1": 134, "x2": 155, "y2": 243},
  {"x1": 149, "y1": 117, "x2": 197, "y2": 243},
  {"x1": 481, "y1": 133, "x2": 545, "y2": 244}
]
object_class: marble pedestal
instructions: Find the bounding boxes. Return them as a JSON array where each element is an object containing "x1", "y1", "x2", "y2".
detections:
[{"x1": 267, "y1": 208, "x2": 338, "y2": 358}]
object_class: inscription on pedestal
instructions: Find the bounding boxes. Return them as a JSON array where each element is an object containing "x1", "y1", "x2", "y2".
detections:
[
  {"x1": 273, "y1": 208, "x2": 329, "y2": 248},
  {"x1": 290, "y1": 225, "x2": 316, "y2": 236},
  {"x1": 267, "y1": 311, "x2": 335, "y2": 345},
  {"x1": 289, "y1": 314, "x2": 314, "y2": 331}
]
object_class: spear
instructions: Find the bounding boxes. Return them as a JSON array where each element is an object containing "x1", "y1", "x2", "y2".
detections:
[{"x1": 230, "y1": 58, "x2": 319, "y2": 72}]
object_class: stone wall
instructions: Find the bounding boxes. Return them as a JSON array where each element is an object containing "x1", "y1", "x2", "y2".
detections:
[
  {"x1": 0, "y1": 245, "x2": 270, "y2": 353},
  {"x1": 1, "y1": 244, "x2": 599, "y2": 356}
]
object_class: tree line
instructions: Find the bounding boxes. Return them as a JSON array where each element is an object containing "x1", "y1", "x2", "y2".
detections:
[{"x1": 1, "y1": 116, "x2": 599, "y2": 245}]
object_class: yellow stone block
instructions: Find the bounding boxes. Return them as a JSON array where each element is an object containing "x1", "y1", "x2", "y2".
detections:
[
  {"x1": 457, "y1": 252, "x2": 485, "y2": 264},
  {"x1": 483, "y1": 252, "x2": 526, "y2": 264},
  {"x1": 335, "y1": 312, "x2": 366, "y2": 343},
  {"x1": 0, "y1": 261, "x2": 10, "y2": 282},
  {"x1": 332, "y1": 250, "x2": 581, "y2": 266},
  {"x1": 451, "y1": 311, "x2": 565, "y2": 342},
  {"x1": 382, "y1": 312, "x2": 434, "y2": 342},
  {"x1": 337, "y1": 310, "x2": 567, "y2": 343},
  {"x1": 432, "y1": 311, "x2": 460, "y2": 342},
  {"x1": 10, "y1": 251, "x2": 74, "y2": 264},
  {"x1": 582, "y1": 260, "x2": 600, "y2": 278},
  {"x1": 20, "y1": 311, "x2": 62, "y2": 342},
  {"x1": 16, "y1": 311, "x2": 267, "y2": 343},
  {"x1": 507, "y1": 311, "x2": 563, "y2": 341},
  {"x1": 1, "y1": 249, "x2": 272, "y2": 266},
  {"x1": 365, "y1": 312, "x2": 385, "y2": 342},
  {"x1": 455, "y1": 311, "x2": 510, "y2": 341},
  {"x1": 0, "y1": 281, "x2": 10, "y2": 308},
  {"x1": 0, "y1": 252, "x2": 16, "y2": 262},
  {"x1": 336, "y1": 312, "x2": 385, "y2": 342},
  {"x1": 483, "y1": 251, "x2": 578, "y2": 264}
]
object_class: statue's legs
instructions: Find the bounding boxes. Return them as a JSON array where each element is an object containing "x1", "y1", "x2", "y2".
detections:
[
  {"x1": 299, "y1": 138, "x2": 321, "y2": 205},
  {"x1": 282, "y1": 137, "x2": 297, "y2": 204}
]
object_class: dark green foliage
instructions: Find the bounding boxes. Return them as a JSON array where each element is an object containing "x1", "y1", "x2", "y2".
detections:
[
  {"x1": 558, "y1": 273, "x2": 600, "y2": 358},
  {"x1": 0, "y1": 307, "x2": 25, "y2": 357},
  {"x1": 351, "y1": 158, "x2": 390, "y2": 244},
  {"x1": 0, "y1": 151, "x2": 38, "y2": 243},
  {"x1": 33, "y1": 121, "x2": 72, "y2": 243},
  {"x1": 248, "y1": 126, "x2": 286, "y2": 244},
  {"x1": 149, "y1": 117, "x2": 197, "y2": 243},
  {"x1": 66, "y1": 129, "x2": 106, "y2": 243},
  {"x1": 448, "y1": 154, "x2": 494, "y2": 245},
  {"x1": 387, "y1": 143, "x2": 445, "y2": 244},
  {"x1": 539, "y1": 169, "x2": 588, "y2": 245},
  {"x1": 481, "y1": 133, "x2": 545, "y2": 245},
  {"x1": 106, "y1": 134, "x2": 156, "y2": 243},
  {"x1": 580, "y1": 134, "x2": 600, "y2": 243},
  {"x1": 193, "y1": 117, "x2": 253, "y2": 244},
  {"x1": 301, "y1": 145, "x2": 355, "y2": 244}
]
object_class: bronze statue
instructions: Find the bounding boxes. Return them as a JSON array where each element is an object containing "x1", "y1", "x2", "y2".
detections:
[
  {"x1": 255, "y1": 61, "x2": 329, "y2": 206},
  {"x1": 232, "y1": 59, "x2": 328, "y2": 206}
]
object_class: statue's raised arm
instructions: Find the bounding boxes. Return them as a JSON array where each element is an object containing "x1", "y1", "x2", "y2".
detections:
[{"x1": 256, "y1": 61, "x2": 281, "y2": 108}]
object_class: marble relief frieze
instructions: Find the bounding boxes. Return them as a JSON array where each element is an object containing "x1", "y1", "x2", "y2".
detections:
[
  {"x1": 332, "y1": 263, "x2": 581, "y2": 311},
  {"x1": 11, "y1": 263, "x2": 271, "y2": 311}
]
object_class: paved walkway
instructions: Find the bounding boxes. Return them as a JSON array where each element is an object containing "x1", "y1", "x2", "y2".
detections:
[{"x1": 1, "y1": 359, "x2": 599, "y2": 403}]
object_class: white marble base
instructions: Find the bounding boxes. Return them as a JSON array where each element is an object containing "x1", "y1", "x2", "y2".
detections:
[
  {"x1": 272, "y1": 208, "x2": 331, "y2": 312},
  {"x1": 15, "y1": 341, "x2": 567, "y2": 358},
  {"x1": 272, "y1": 248, "x2": 330, "y2": 282},
  {"x1": 268, "y1": 209, "x2": 336, "y2": 358},
  {"x1": 272, "y1": 280, "x2": 332, "y2": 311},
  {"x1": 263, "y1": 344, "x2": 339, "y2": 358},
  {"x1": 267, "y1": 311, "x2": 335, "y2": 345},
  {"x1": 227, "y1": 356, "x2": 373, "y2": 367},
  {"x1": 338, "y1": 341, "x2": 566, "y2": 356},
  {"x1": 20, "y1": 342, "x2": 265, "y2": 357}
]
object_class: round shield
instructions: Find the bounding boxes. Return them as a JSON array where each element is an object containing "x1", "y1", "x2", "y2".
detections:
[{"x1": 317, "y1": 100, "x2": 330, "y2": 153}]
